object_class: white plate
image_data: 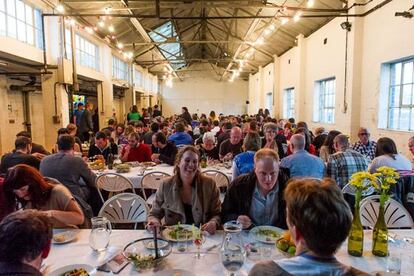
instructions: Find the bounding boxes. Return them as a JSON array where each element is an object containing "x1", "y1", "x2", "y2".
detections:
[
  {"x1": 47, "y1": 264, "x2": 95, "y2": 276},
  {"x1": 162, "y1": 224, "x2": 198, "y2": 242},
  {"x1": 249, "y1": 225, "x2": 283, "y2": 244},
  {"x1": 371, "y1": 271, "x2": 399, "y2": 276},
  {"x1": 52, "y1": 229, "x2": 80, "y2": 244},
  {"x1": 155, "y1": 269, "x2": 196, "y2": 276}
]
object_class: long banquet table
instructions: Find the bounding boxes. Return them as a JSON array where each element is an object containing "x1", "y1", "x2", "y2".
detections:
[
  {"x1": 96, "y1": 163, "x2": 233, "y2": 189},
  {"x1": 44, "y1": 229, "x2": 414, "y2": 275}
]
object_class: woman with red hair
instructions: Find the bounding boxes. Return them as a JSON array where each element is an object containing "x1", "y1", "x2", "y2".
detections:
[{"x1": 3, "y1": 165, "x2": 84, "y2": 228}]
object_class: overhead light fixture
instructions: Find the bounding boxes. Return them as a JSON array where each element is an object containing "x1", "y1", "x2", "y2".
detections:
[
  {"x1": 281, "y1": 18, "x2": 289, "y2": 25},
  {"x1": 104, "y1": 6, "x2": 112, "y2": 14},
  {"x1": 98, "y1": 20, "x2": 105, "y2": 28},
  {"x1": 340, "y1": 21, "x2": 352, "y2": 31},
  {"x1": 67, "y1": 18, "x2": 76, "y2": 26},
  {"x1": 307, "y1": 0, "x2": 315, "y2": 8},
  {"x1": 256, "y1": 37, "x2": 265, "y2": 45},
  {"x1": 56, "y1": 4, "x2": 65, "y2": 13},
  {"x1": 108, "y1": 25, "x2": 115, "y2": 32},
  {"x1": 293, "y1": 11, "x2": 302, "y2": 22},
  {"x1": 85, "y1": 27, "x2": 94, "y2": 34},
  {"x1": 117, "y1": 42, "x2": 124, "y2": 49}
]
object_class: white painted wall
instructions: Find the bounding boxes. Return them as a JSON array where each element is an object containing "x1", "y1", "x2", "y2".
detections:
[
  {"x1": 162, "y1": 64, "x2": 248, "y2": 116},
  {"x1": 248, "y1": 0, "x2": 414, "y2": 158}
]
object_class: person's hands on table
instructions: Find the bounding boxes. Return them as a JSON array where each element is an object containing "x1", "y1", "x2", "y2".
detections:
[
  {"x1": 151, "y1": 153, "x2": 160, "y2": 163},
  {"x1": 237, "y1": 215, "x2": 252, "y2": 229},
  {"x1": 146, "y1": 219, "x2": 161, "y2": 233},
  {"x1": 201, "y1": 221, "x2": 217, "y2": 235}
]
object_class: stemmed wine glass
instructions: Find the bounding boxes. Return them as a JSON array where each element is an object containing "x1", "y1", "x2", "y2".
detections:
[{"x1": 193, "y1": 229, "x2": 205, "y2": 259}]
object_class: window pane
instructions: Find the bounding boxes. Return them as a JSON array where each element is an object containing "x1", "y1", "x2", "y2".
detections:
[
  {"x1": 391, "y1": 63, "x2": 402, "y2": 86},
  {"x1": 34, "y1": 9, "x2": 42, "y2": 29},
  {"x1": 26, "y1": 25, "x2": 33, "y2": 45},
  {"x1": 25, "y1": 4, "x2": 33, "y2": 25},
  {"x1": 0, "y1": 12, "x2": 5, "y2": 35},
  {"x1": 388, "y1": 108, "x2": 399, "y2": 129},
  {"x1": 389, "y1": 86, "x2": 400, "y2": 107},
  {"x1": 7, "y1": 15, "x2": 16, "y2": 38},
  {"x1": 6, "y1": 0, "x2": 15, "y2": 16},
  {"x1": 17, "y1": 20, "x2": 26, "y2": 41},
  {"x1": 410, "y1": 110, "x2": 414, "y2": 131},
  {"x1": 402, "y1": 84, "x2": 412, "y2": 106},
  {"x1": 0, "y1": 0, "x2": 5, "y2": 12},
  {"x1": 16, "y1": 0, "x2": 24, "y2": 21},
  {"x1": 403, "y1": 62, "x2": 413, "y2": 84},
  {"x1": 400, "y1": 108, "x2": 410, "y2": 130}
]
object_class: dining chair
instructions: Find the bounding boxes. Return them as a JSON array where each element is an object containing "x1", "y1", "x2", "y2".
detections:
[
  {"x1": 202, "y1": 169, "x2": 230, "y2": 203},
  {"x1": 96, "y1": 173, "x2": 136, "y2": 203},
  {"x1": 342, "y1": 183, "x2": 375, "y2": 197},
  {"x1": 98, "y1": 193, "x2": 149, "y2": 229},
  {"x1": 140, "y1": 171, "x2": 171, "y2": 206},
  {"x1": 360, "y1": 195, "x2": 414, "y2": 229}
]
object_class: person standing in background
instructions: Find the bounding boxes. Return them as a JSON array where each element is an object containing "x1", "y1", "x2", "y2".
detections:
[
  {"x1": 127, "y1": 105, "x2": 141, "y2": 123},
  {"x1": 78, "y1": 103, "x2": 93, "y2": 142},
  {"x1": 153, "y1": 104, "x2": 162, "y2": 117}
]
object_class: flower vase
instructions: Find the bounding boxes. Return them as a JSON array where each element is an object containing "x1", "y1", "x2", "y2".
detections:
[
  {"x1": 348, "y1": 190, "x2": 364, "y2": 257},
  {"x1": 372, "y1": 194, "x2": 388, "y2": 257}
]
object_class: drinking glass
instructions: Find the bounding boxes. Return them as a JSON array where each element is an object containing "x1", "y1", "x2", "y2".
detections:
[
  {"x1": 260, "y1": 244, "x2": 273, "y2": 259},
  {"x1": 89, "y1": 217, "x2": 112, "y2": 252},
  {"x1": 193, "y1": 231, "x2": 205, "y2": 259},
  {"x1": 386, "y1": 252, "x2": 401, "y2": 274},
  {"x1": 220, "y1": 244, "x2": 245, "y2": 276},
  {"x1": 176, "y1": 230, "x2": 188, "y2": 253}
]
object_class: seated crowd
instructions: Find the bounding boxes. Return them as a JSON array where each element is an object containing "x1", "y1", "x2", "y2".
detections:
[{"x1": 0, "y1": 105, "x2": 413, "y2": 275}]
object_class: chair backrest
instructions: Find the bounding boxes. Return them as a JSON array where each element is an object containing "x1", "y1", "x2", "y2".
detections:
[
  {"x1": 96, "y1": 173, "x2": 135, "y2": 203},
  {"x1": 98, "y1": 193, "x2": 149, "y2": 226},
  {"x1": 202, "y1": 170, "x2": 230, "y2": 188},
  {"x1": 360, "y1": 195, "x2": 414, "y2": 229},
  {"x1": 342, "y1": 183, "x2": 375, "y2": 196},
  {"x1": 140, "y1": 171, "x2": 171, "y2": 200}
]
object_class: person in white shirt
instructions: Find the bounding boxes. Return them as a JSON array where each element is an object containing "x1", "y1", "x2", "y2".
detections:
[{"x1": 369, "y1": 137, "x2": 412, "y2": 175}]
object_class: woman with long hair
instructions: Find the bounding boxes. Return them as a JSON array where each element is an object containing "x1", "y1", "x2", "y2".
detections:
[
  {"x1": 262, "y1": 122, "x2": 285, "y2": 158},
  {"x1": 369, "y1": 137, "x2": 412, "y2": 175},
  {"x1": 3, "y1": 165, "x2": 84, "y2": 227},
  {"x1": 319, "y1": 130, "x2": 342, "y2": 162},
  {"x1": 147, "y1": 146, "x2": 221, "y2": 234}
]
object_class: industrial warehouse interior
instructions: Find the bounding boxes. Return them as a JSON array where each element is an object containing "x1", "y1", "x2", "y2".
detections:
[{"x1": 0, "y1": 0, "x2": 413, "y2": 275}]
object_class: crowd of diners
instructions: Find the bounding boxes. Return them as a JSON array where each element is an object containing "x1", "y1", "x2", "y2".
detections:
[{"x1": 0, "y1": 105, "x2": 413, "y2": 275}]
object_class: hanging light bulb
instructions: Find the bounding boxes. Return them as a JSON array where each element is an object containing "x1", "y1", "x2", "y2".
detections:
[
  {"x1": 281, "y1": 18, "x2": 289, "y2": 25},
  {"x1": 263, "y1": 28, "x2": 272, "y2": 36},
  {"x1": 85, "y1": 27, "x2": 94, "y2": 34},
  {"x1": 98, "y1": 20, "x2": 105, "y2": 28},
  {"x1": 67, "y1": 18, "x2": 76, "y2": 26},
  {"x1": 104, "y1": 6, "x2": 112, "y2": 14},
  {"x1": 256, "y1": 37, "x2": 265, "y2": 45},
  {"x1": 108, "y1": 25, "x2": 115, "y2": 32},
  {"x1": 307, "y1": 0, "x2": 315, "y2": 8},
  {"x1": 117, "y1": 42, "x2": 124, "y2": 49},
  {"x1": 56, "y1": 4, "x2": 65, "y2": 13},
  {"x1": 293, "y1": 11, "x2": 302, "y2": 22}
]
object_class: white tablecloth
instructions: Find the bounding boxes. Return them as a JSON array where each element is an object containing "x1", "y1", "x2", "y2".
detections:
[
  {"x1": 44, "y1": 229, "x2": 414, "y2": 275},
  {"x1": 96, "y1": 164, "x2": 232, "y2": 189}
]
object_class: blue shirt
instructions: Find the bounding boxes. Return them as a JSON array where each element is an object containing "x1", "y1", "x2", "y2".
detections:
[
  {"x1": 73, "y1": 109, "x2": 84, "y2": 126},
  {"x1": 167, "y1": 132, "x2": 193, "y2": 146},
  {"x1": 280, "y1": 149, "x2": 325, "y2": 179},
  {"x1": 232, "y1": 151, "x2": 255, "y2": 180},
  {"x1": 249, "y1": 183, "x2": 279, "y2": 226}
]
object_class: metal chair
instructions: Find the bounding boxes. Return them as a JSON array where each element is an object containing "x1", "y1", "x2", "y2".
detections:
[
  {"x1": 360, "y1": 195, "x2": 414, "y2": 229},
  {"x1": 96, "y1": 173, "x2": 136, "y2": 203},
  {"x1": 98, "y1": 193, "x2": 149, "y2": 229},
  {"x1": 342, "y1": 183, "x2": 375, "y2": 196},
  {"x1": 140, "y1": 171, "x2": 171, "y2": 206},
  {"x1": 202, "y1": 169, "x2": 230, "y2": 203}
]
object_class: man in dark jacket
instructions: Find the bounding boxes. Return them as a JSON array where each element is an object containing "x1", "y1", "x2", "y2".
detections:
[
  {"x1": 151, "y1": 132, "x2": 177, "y2": 165},
  {"x1": 88, "y1": 131, "x2": 118, "y2": 160},
  {"x1": 222, "y1": 148, "x2": 290, "y2": 229},
  {"x1": 0, "y1": 210, "x2": 52, "y2": 276},
  {"x1": 78, "y1": 103, "x2": 94, "y2": 142},
  {"x1": 0, "y1": 136, "x2": 40, "y2": 174}
]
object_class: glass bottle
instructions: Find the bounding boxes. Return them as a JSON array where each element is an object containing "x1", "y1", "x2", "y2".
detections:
[
  {"x1": 372, "y1": 194, "x2": 388, "y2": 257},
  {"x1": 200, "y1": 151, "x2": 207, "y2": 168},
  {"x1": 107, "y1": 153, "x2": 114, "y2": 169},
  {"x1": 347, "y1": 190, "x2": 364, "y2": 257}
]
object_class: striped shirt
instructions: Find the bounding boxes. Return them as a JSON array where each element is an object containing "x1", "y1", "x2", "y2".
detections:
[{"x1": 352, "y1": 140, "x2": 377, "y2": 161}]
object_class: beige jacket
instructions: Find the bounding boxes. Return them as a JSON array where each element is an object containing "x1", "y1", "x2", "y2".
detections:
[{"x1": 148, "y1": 174, "x2": 221, "y2": 227}]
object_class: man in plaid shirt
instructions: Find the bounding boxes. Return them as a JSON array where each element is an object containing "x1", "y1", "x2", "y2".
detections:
[
  {"x1": 327, "y1": 134, "x2": 369, "y2": 188},
  {"x1": 351, "y1": 127, "x2": 377, "y2": 161}
]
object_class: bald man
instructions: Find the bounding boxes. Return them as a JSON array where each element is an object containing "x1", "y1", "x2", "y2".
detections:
[
  {"x1": 327, "y1": 134, "x2": 369, "y2": 188},
  {"x1": 351, "y1": 127, "x2": 377, "y2": 161},
  {"x1": 280, "y1": 134, "x2": 325, "y2": 178},
  {"x1": 219, "y1": 126, "x2": 243, "y2": 160}
]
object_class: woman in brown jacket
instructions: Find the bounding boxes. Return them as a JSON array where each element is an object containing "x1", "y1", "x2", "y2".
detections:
[{"x1": 147, "y1": 146, "x2": 221, "y2": 234}]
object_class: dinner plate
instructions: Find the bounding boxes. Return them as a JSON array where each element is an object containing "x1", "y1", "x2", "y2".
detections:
[
  {"x1": 162, "y1": 224, "x2": 198, "y2": 242},
  {"x1": 144, "y1": 239, "x2": 169, "y2": 250},
  {"x1": 155, "y1": 269, "x2": 196, "y2": 276},
  {"x1": 52, "y1": 229, "x2": 80, "y2": 244},
  {"x1": 371, "y1": 271, "x2": 399, "y2": 276},
  {"x1": 47, "y1": 264, "x2": 96, "y2": 276},
  {"x1": 249, "y1": 225, "x2": 283, "y2": 244}
]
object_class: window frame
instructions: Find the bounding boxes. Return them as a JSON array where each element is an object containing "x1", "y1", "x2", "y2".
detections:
[
  {"x1": 313, "y1": 77, "x2": 336, "y2": 124},
  {"x1": 283, "y1": 87, "x2": 295, "y2": 119},
  {"x1": 112, "y1": 55, "x2": 129, "y2": 81}
]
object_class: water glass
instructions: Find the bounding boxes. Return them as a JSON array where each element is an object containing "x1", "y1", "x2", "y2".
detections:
[
  {"x1": 89, "y1": 217, "x2": 112, "y2": 252},
  {"x1": 386, "y1": 252, "x2": 402, "y2": 274},
  {"x1": 176, "y1": 231, "x2": 188, "y2": 253},
  {"x1": 259, "y1": 244, "x2": 273, "y2": 259}
]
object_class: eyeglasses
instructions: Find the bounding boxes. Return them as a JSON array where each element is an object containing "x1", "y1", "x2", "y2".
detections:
[{"x1": 359, "y1": 133, "x2": 369, "y2": 136}]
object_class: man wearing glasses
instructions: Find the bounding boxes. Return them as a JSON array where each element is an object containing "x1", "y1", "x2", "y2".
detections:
[{"x1": 351, "y1": 127, "x2": 377, "y2": 161}]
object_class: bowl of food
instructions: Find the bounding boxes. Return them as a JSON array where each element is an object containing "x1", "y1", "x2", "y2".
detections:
[
  {"x1": 89, "y1": 160, "x2": 105, "y2": 171},
  {"x1": 276, "y1": 231, "x2": 296, "y2": 256},
  {"x1": 116, "y1": 163, "x2": 131, "y2": 173},
  {"x1": 123, "y1": 238, "x2": 171, "y2": 271},
  {"x1": 47, "y1": 264, "x2": 94, "y2": 276}
]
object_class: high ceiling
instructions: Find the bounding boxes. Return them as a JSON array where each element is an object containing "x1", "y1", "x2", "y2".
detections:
[{"x1": 59, "y1": 0, "x2": 348, "y2": 80}]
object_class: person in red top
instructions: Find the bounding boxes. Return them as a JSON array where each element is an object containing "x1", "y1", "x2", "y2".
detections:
[{"x1": 120, "y1": 132, "x2": 152, "y2": 162}]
